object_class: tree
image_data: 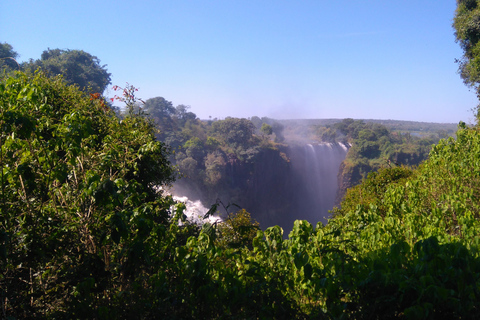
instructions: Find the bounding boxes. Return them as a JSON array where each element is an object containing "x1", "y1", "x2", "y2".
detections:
[
  {"x1": 211, "y1": 117, "x2": 255, "y2": 149},
  {"x1": 184, "y1": 136, "x2": 205, "y2": 161},
  {"x1": 453, "y1": 0, "x2": 480, "y2": 110},
  {"x1": 175, "y1": 104, "x2": 197, "y2": 126},
  {"x1": 0, "y1": 72, "x2": 176, "y2": 317},
  {"x1": 0, "y1": 42, "x2": 19, "y2": 74},
  {"x1": 204, "y1": 152, "x2": 226, "y2": 187},
  {"x1": 23, "y1": 48, "x2": 111, "y2": 94},
  {"x1": 215, "y1": 208, "x2": 259, "y2": 249},
  {"x1": 333, "y1": 166, "x2": 414, "y2": 217},
  {"x1": 143, "y1": 96, "x2": 177, "y2": 131},
  {"x1": 260, "y1": 123, "x2": 273, "y2": 136},
  {"x1": 358, "y1": 129, "x2": 377, "y2": 141}
]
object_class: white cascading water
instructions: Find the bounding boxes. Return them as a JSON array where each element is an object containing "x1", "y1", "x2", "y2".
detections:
[
  {"x1": 172, "y1": 195, "x2": 222, "y2": 225},
  {"x1": 289, "y1": 142, "x2": 349, "y2": 226},
  {"x1": 155, "y1": 186, "x2": 222, "y2": 225}
]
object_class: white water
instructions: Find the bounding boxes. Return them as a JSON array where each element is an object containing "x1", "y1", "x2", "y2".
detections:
[
  {"x1": 172, "y1": 195, "x2": 222, "y2": 225},
  {"x1": 155, "y1": 186, "x2": 222, "y2": 225},
  {"x1": 289, "y1": 142, "x2": 349, "y2": 225}
]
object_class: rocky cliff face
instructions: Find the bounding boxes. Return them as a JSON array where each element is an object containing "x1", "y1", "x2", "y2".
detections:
[
  {"x1": 335, "y1": 160, "x2": 371, "y2": 206},
  {"x1": 335, "y1": 146, "x2": 431, "y2": 205},
  {"x1": 172, "y1": 146, "x2": 294, "y2": 230}
]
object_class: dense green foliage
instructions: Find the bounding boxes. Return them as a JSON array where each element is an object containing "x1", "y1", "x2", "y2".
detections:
[
  {"x1": 4, "y1": 72, "x2": 480, "y2": 319},
  {"x1": 0, "y1": 42, "x2": 20, "y2": 74},
  {"x1": 23, "y1": 49, "x2": 112, "y2": 94},
  {"x1": 0, "y1": 73, "x2": 180, "y2": 318},
  {"x1": 454, "y1": 0, "x2": 480, "y2": 104},
  {"x1": 316, "y1": 122, "x2": 480, "y2": 317},
  {"x1": 332, "y1": 166, "x2": 415, "y2": 217},
  {"x1": 214, "y1": 207, "x2": 260, "y2": 250},
  {"x1": 170, "y1": 121, "x2": 480, "y2": 318},
  {"x1": 1, "y1": 43, "x2": 111, "y2": 94}
]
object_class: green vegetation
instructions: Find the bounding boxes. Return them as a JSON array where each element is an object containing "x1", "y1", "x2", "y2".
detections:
[
  {"x1": 332, "y1": 165, "x2": 415, "y2": 217},
  {"x1": 454, "y1": 0, "x2": 480, "y2": 104},
  {"x1": 260, "y1": 123, "x2": 273, "y2": 137},
  {"x1": 307, "y1": 118, "x2": 444, "y2": 203},
  {"x1": 4, "y1": 71, "x2": 480, "y2": 319},
  {"x1": 213, "y1": 204, "x2": 260, "y2": 250},
  {"x1": 131, "y1": 98, "x2": 290, "y2": 214},
  {"x1": 3, "y1": 3, "x2": 480, "y2": 316},
  {"x1": 0, "y1": 72, "x2": 181, "y2": 318},
  {"x1": 0, "y1": 42, "x2": 20, "y2": 74},
  {"x1": 22, "y1": 48, "x2": 112, "y2": 94},
  {"x1": 1, "y1": 45, "x2": 111, "y2": 94}
]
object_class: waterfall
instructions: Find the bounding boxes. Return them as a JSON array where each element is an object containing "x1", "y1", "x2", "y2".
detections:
[
  {"x1": 168, "y1": 142, "x2": 348, "y2": 235},
  {"x1": 172, "y1": 195, "x2": 222, "y2": 225},
  {"x1": 156, "y1": 184, "x2": 222, "y2": 226},
  {"x1": 288, "y1": 142, "x2": 349, "y2": 227}
]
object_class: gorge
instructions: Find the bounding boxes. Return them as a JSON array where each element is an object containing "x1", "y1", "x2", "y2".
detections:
[
  {"x1": 168, "y1": 117, "x2": 453, "y2": 235},
  {"x1": 173, "y1": 142, "x2": 349, "y2": 234}
]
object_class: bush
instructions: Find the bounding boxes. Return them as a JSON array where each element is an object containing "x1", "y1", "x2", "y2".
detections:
[{"x1": 0, "y1": 72, "x2": 175, "y2": 318}]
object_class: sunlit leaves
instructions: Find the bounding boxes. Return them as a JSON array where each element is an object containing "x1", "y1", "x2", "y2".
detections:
[{"x1": 0, "y1": 73, "x2": 176, "y2": 318}]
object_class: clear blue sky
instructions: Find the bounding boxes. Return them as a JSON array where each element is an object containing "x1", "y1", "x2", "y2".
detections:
[{"x1": 1, "y1": 0, "x2": 477, "y2": 123}]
